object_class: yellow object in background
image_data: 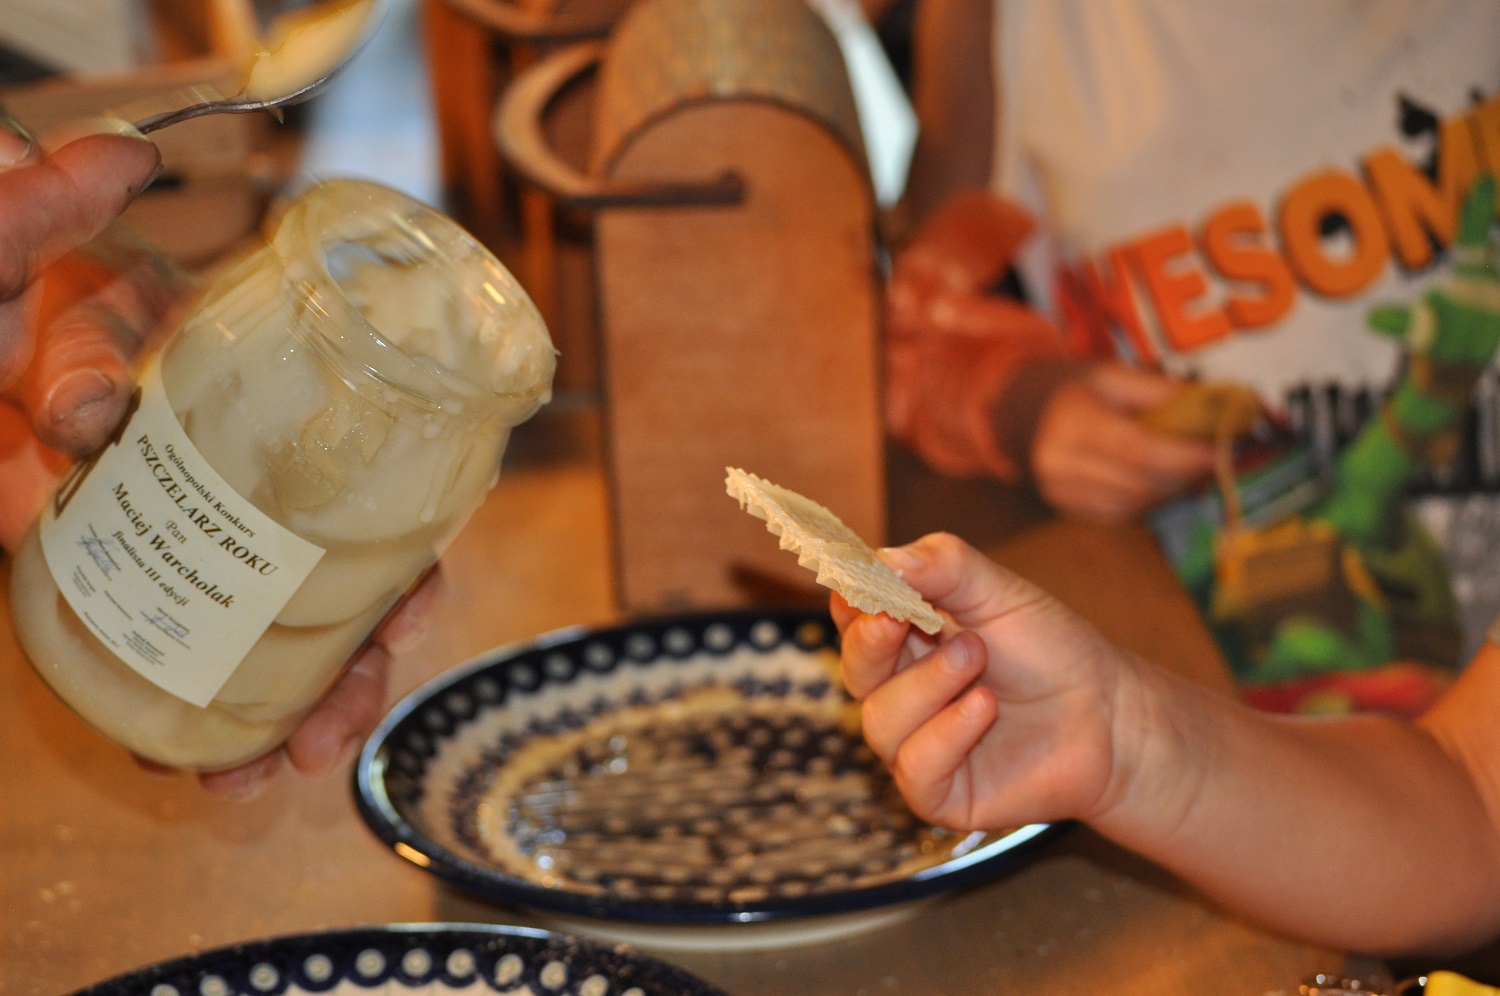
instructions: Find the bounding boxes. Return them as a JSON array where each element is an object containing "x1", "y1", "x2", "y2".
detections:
[
  {"x1": 1139, "y1": 380, "x2": 1263, "y2": 444},
  {"x1": 1426, "y1": 970, "x2": 1500, "y2": 996}
]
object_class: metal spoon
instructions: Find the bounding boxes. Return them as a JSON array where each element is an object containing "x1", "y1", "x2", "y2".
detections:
[{"x1": 133, "y1": 0, "x2": 386, "y2": 135}]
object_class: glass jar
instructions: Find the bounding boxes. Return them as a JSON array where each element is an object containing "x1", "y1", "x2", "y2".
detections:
[{"x1": 9, "y1": 179, "x2": 555, "y2": 771}]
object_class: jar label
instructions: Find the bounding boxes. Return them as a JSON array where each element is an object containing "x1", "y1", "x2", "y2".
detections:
[{"x1": 39, "y1": 362, "x2": 326, "y2": 708}]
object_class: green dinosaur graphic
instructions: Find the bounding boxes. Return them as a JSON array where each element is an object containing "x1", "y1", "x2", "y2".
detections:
[{"x1": 1180, "y1": 174, "x2": 1500, "y2": 710}]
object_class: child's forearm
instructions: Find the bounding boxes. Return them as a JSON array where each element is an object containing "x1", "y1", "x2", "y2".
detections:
[{"x1": 1094, "y1": 648, "x2": 1500, "y2": 956}]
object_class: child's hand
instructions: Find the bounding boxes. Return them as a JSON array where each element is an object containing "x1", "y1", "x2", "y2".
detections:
[
  {"x1": 1030, "y1": 364, "x2": 1217, "y2": 525},
  {"x1": 831, "y1": 532, "x2": 1147, "y2": 832}
]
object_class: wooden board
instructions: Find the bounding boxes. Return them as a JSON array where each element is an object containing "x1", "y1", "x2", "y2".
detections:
[{"x1": 595, "y1": 101, "x2": 884, "y2": 610}]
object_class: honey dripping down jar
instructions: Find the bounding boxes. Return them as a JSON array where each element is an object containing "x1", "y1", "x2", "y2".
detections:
[{"x1": 9, "y1": 179, "x2": 556, "y2": 771}]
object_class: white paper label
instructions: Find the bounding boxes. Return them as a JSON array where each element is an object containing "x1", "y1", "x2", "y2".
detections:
[{"x1": 39, "y1": 365, "x2": 325, "y2": 707}]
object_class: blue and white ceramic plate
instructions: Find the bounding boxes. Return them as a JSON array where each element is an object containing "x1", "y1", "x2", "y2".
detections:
[
  {"x1": 354, "y1": 608, "x2": 1064, "y2": 949},
  {"x1": 70, "y1": 923, "x2": 725, "y2": 995}
]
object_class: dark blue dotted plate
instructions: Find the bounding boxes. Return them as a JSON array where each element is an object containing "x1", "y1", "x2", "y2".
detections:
[
  {"x1": 353, "y1": 608, "x2": 1065, "y2": 940},
  {"x1": 69, "y1": 923, "x2": 726, "y2": 995}
]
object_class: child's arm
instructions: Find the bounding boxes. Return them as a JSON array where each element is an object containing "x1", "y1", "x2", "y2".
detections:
[
  {"x1": 834, "y1": 532, "x2": 1500, "y2": 955},
  {"x1": 884, "y1": 189, "x2": 1216, "y2": 522}
]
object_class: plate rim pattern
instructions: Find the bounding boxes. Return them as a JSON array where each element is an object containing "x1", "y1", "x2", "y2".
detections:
[{"x1": 69, "y1": 922, "x2": 729, "y2": 995}]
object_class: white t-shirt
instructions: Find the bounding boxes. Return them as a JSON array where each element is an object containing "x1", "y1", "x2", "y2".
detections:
[
  {"x1": 992, "y1": 0, "x2": 1500, "y2": 407},
  {"x1": 989, "y1": 1, "x2": 1500, "y2": 659}
]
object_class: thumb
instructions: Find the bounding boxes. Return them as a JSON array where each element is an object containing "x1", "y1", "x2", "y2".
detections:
[
  {"x1": 881, "y1": 532, "x2": 1050, "y2": 631},
  {"x1": 0, "y1": 133, "x2": 161, "y2": 295}
]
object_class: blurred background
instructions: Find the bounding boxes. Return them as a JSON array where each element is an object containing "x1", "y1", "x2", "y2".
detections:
[
  {"x1": 1, "y1": 0, "x2": 443, "y2": 259},
  {"x1": 0, "y1": 0, "x2": 929, "y2": 609},
  {"x1": 0, "y1": 0, "x2": 911, "y2": 262}
]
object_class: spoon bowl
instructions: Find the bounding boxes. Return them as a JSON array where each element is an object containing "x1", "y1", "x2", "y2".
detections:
[{"x1": 133, "y1": 0, "x2": 386, "y2": 135}]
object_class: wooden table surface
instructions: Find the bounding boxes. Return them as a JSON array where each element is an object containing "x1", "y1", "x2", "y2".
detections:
[{"x1": 0, "y1": 411, "x2": 1358, "y2": 995}]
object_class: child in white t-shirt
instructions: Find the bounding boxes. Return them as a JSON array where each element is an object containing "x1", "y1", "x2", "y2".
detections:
[{"x1": 888, "y1": 0, "x2": 1500, "y2": 714}]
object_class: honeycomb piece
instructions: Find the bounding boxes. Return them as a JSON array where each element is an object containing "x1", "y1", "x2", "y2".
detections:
[{"x1": 726, "y1": 468, "x2": 944, "y2": 635}]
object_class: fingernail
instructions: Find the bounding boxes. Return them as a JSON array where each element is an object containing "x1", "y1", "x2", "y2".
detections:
[
  {"x1": 878, "y1": 545, "x2": 924, "y2": 574},
  {"x1": 39, "y1": 115, "x2": 151, "y2": 157},
  {"x1": 47, "y1": 370, "x2": 115, "y2": 424},
  {"x1": 54, "y1": 114, "x2": 147, "y2": 142},
  {"x1": 142, "y1": 159, "x2": 164, "y2": 191},
  {"x1": 942, "y1": 634, "x2": 975, "y2": 672},
  {"x1": 959, "y1": 687, "x2": 990, "y2": 720},
  {"x1": 0, "y1": 113, "x2": 36, "y2": 167},
  {"x1": 99, "y1": 114, "x2": 147, "y2": 140}
]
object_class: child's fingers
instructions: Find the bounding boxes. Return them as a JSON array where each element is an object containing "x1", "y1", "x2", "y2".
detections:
[
  {"x1": 880, "y1": 532, "x2": 1048, "y2": 633},
  {"x1": 859, "y1": 630, "x2": 987, "y2": 763},
  {"x1": 890, "y1": 684, "x2": 999, "y2": 823},
  {"x1": 1085, "y1": 363, "x2": 1183, "y2": 413},
  {"x1": 839, "y1": 610, "x2": 910, "y2": 701},
  {"x1": 829, "y1": 591, "x2": 861, "y2": 633}
]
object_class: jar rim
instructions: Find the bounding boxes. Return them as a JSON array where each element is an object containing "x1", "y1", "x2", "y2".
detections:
[{"x1": 270, "y1": 178, "x2": 555, "y2": 424}]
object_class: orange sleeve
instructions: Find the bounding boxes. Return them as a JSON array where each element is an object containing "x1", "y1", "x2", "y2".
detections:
[{"x1": 885, "y1": 190, "x2": 1077, "y2": 480}]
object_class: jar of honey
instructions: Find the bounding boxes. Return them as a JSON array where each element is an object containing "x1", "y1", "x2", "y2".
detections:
[{"x1": 10, "y1": 179, "x2": 555, "y2": 770}]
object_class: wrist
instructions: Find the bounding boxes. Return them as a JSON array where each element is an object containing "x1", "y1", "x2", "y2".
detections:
[
  {"x1": 991, "y1": 356, "x2": 1096, "y2": 481},
  {"x1": 1090, "y1": 654, "x2": 1221, "y2": 849}
]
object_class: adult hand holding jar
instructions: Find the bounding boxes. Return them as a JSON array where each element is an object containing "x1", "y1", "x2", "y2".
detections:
[
  {"x1": 0, "y1": 119, "x2": 421, "y2": 801},
  {"x1": 0, "y1": 120, "x2": 164, "y2": 542}
]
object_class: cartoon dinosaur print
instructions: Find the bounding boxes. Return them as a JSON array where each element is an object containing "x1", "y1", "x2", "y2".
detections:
[{"x1": 1184, "y1": 174, "x2": 1500, "y2": 714}]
